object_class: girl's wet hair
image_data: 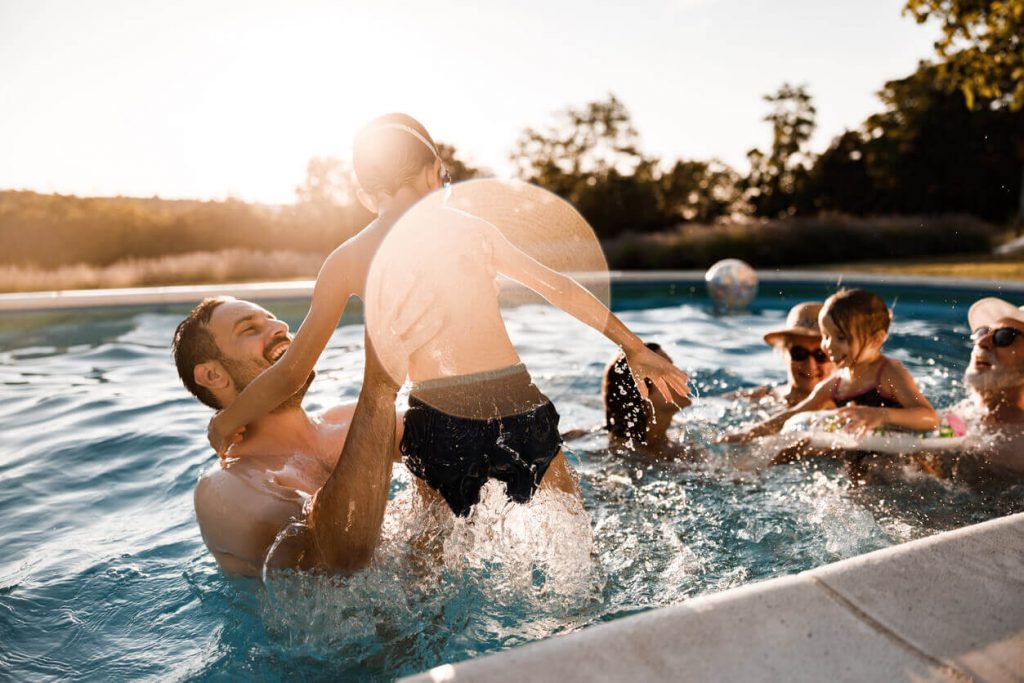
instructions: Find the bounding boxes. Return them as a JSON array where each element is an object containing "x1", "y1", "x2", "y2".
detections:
[
  {"x1": 353, "y1": 113, "x2": 438, "y2": 198},
  {"x1": 603, "y1": 342, "x2": 663, "y2": 444},
  {"x1": 821, "y1": 288, "x2": 891, "y2": 346}
]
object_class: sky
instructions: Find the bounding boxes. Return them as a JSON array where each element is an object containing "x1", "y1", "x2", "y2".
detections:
[{"x1": 0, "y1": 0, "x2": 941, "y2": 205}]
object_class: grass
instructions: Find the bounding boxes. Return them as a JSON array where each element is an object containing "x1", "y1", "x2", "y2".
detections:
[
  {"x1": 0, "y1": 249, "x2": 323, "y2": 293},
  {"x1": 809, "y1": 253, "x2": 1024, "y2": 280}
]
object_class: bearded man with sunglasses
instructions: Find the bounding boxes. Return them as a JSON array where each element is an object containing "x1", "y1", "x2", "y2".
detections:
[{"x1": 941, "y1": 296, "x2": 1024, "y2": 484}]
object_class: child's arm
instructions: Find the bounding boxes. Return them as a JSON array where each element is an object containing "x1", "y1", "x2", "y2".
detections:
[
  {"x1": 719, "y1": 378, "x2": 835, "y2": 442},
  {"x1": 208, "y1": 249, "x2": 356, "y2": 454},
  {"x1": 838, "y1": 359, "x2": 940, "y2": 434},
  {"x1": 476, "y1": 215, "x2": 688, "y2": 402}
]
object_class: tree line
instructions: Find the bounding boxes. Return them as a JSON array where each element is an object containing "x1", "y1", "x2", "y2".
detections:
[{"x1": 1, "y1": 0, "x2": 1019, "y2": 273}]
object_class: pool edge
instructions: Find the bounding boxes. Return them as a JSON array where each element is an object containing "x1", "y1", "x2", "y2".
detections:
[
  {"x1": 401, "y1": 511, "x2": 1024, "y2": 682},
  {"x1": 3, "y1": 270, "x2": 1024, "y2": 312}
]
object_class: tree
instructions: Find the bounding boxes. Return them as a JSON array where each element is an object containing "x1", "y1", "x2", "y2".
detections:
[
  {"x1": 802, "y1": 62, "x2": 1022, "y2": 221},
  {"x1": 510, "y1": 94, "x2": 666, "y2": 236},
  {"x1": 904, "y1": 0, "x2": 1024, "y2": 110},
  {"x1": 437, "y1": 142, "x2": 485, "y2": 182},
  {"x1": 660, "y1": 159, "x2": 741, "y2": 223},
  {"x1": 295, "y1": 156, "x2": 360, "y2": 206},
  {"x1": 905, "y1": 0, "x2": 1024, "y2": 219},
  {"x1": 743, "y1": 84, "x2": 817, "y2": 218}
]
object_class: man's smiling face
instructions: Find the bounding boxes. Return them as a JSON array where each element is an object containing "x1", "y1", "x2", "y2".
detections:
[
  {"x1": 966, "y1": 317, "x2": 1024, "y2": 395},
  {"x1": 206, "y1": 300, "x2": 312, "y2": 406}
]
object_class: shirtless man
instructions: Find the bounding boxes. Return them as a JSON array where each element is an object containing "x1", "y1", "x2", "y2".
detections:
[
  {"x1": 173, "y1": 297, "x2": 403, "y2": 576},
  {"x1": 946, "y1": 296, "x2": 1024, "y2": 483}
]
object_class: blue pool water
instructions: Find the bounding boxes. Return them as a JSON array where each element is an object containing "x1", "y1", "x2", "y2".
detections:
[{"x1": 1, "y1": 279, "x2": 1021, "y2": 680}]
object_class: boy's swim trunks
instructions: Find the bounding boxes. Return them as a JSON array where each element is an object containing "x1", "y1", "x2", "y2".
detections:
[{"x1": 400, "y1": 363, "x2": 562, "y2": 517}]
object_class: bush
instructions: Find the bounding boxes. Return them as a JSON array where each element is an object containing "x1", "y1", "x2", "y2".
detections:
[{"x1": 602, "y1": 214, "x2": 998, "y2": 270}]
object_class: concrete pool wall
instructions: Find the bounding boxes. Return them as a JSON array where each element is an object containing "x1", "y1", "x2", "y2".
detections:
[
  {"x1": 403, "y1": 512, "x2": 1024, "y2": 683},
  {"x1": 4, "y1": 270, "x2": 1024, "y2": 312},
  {"x1": 3, "y1": 273, "x2": 1022, "y2": 681}
]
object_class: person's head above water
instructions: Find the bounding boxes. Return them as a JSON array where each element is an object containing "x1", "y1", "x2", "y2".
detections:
[
  {"x1": 819, "y1": 289, "x2": 891, "y2": 369},
  {"x1": 172, "y1": 297, "x2": 312, "y2": 411},
  {"x1": 353, "y1": 113, "x2": 448, "y2": 212},
  {"x1": 965, "y1": 297, "x2": 1024, "y2": 404},
  {"x1": 763, "y1": 301, "x2": 834, "y2": 395},
  {"x1": 604, "y1": 342, "x2": 686, "y2": 447}
]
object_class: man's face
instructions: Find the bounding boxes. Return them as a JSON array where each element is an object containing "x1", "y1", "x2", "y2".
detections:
[
  {"x1": 965, "y1": 317, "x2": 1024, "y2": 395},
  {"x1": 206, "y1": 300, "x2": 312, "y2": 408},
  {"x1": 786, "y1": 334, "x2": 834, "y2": 393}
]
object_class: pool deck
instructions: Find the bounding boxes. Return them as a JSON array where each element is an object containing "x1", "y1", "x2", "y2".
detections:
[
  {"x1": 3, "y1": 270, "x2": 1024, "y2": 312},
  {"x1": 403, "y1": 512, "x2": 1024, "y2": 683}
]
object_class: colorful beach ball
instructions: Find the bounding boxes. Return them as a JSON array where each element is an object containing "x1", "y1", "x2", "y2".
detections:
[{"x1": 705, "y1": 259, "x2": 758, "y2": 312}]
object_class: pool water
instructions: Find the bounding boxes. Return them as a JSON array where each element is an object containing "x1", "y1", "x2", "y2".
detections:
[{"x1": 1, "y1": 281, "x2": 1020, "y2": 681}]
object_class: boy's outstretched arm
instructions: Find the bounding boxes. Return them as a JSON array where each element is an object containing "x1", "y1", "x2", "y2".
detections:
[
  {"x1": 208, "y1": 251, "x2": 355, "y2": 454},
  {"x1": 477, "y1": 214, "x2": 689, "y2": 403}
]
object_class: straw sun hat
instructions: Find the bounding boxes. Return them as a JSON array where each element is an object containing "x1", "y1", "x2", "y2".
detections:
[{"x1": 763, "y1": 302, "x2": 824, "y2": 347}]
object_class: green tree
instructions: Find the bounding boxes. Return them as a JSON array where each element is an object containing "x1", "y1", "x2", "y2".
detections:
[
  {"x1": 510, "y1": 94, "x2": 666, "y2": 236},
  {"x1": 743, "y1": 84, "x2": 817, "y2": 218},
  {"x1": 904, "y1": 0, "x2": 1024, "y2": 110},
  {"x1": 660, "y1": 159, "x2": 741, "y2": 223},
  {"x1": 904, "y1": 0, "x2": 1024, "y2": 219},
  {"x1": 803, "y1": 62, "x2": 1022, "y2": 221}
]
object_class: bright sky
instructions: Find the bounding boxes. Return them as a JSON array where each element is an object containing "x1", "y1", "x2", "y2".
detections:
[{"x1": 0, "y1": 0, "x2": 940, "y2": 205}]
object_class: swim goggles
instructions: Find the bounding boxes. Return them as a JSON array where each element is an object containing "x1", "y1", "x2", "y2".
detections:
[
  {"x1": 970, "y1": 326, "x2": 1022, "y2": 347},
  {"x1": 788, "y1": 346, "x2": 829, "y2": 363}
]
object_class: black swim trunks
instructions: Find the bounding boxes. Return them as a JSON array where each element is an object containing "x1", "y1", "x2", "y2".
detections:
[{"x1": 400, "y1": 363, "x2": 562, "y2": 517}]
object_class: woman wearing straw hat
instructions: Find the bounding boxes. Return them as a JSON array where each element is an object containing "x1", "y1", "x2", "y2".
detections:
[{"x1": 743, "y1": 302, "x2": 835, "y2": 408}]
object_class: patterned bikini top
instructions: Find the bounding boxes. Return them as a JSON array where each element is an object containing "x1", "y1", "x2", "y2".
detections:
[{"x1": 831, "y1": 358, "x2": 904, "y2": 409}]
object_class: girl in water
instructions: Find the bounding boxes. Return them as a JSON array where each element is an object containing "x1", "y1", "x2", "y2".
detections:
[{"x1": 721, "y1": 288, "x2": 939, "y2": 442}]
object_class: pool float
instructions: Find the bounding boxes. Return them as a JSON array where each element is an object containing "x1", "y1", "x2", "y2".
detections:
[{"x1": 777, "y1": 410, "x2": 967, "y2": 454}]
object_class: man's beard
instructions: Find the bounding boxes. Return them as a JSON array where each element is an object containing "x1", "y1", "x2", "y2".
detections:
[
  {"x1": 964, "y1": 362, "x2": 1024, "y2": 397},
  {"x1": 221, "y1": 356, "x2": 316, "y2": 412}
]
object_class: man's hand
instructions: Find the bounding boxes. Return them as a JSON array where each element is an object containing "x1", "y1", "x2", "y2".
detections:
[
  {"x1": 837, "y1": 405, "x2": 887, "y2": 436},
  {"x1": 624, "y1": 344, "x2": 690, "y2": 404},
  {"x1": 207, "y1": 412, "x2": 245, "y2": 457}
]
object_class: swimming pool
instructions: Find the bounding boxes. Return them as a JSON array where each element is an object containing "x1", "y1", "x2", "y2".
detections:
[{"x1": 1, "y1": 276, "x2": 1021, "y2": 680}]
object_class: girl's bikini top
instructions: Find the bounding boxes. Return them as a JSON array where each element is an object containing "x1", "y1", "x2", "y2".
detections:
[{"x1": 831, "y1": 358, "x2": 904, "y2": 409}]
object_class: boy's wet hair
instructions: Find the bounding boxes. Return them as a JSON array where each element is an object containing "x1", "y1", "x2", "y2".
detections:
[
  {"x1": 603, "y1": 342, "x2": 663, "y2": 445},
  {"x1": 353, "y1": 113, "x2": 438, "y2": 198},
  {"x1": 172, "y1": 297, "x2": 232, "y2": 409},
  {"x1": 821, "y1": 288, "x2": 891, "y2": 347}
]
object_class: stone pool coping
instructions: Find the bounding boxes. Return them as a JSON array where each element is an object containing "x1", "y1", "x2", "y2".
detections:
[
  {"x1": 3, "y1": 270, "x2": 1024, "y2": 312},
  {"x1": 403, "y1": 512, "x2": 1024, "y2": 683}
]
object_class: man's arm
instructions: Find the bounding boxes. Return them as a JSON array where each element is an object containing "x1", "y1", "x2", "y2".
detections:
[
  {"x1": 305, "y1": 334, "x2": 397, "y2": 572},
  {"x1": 209, "y1": 249, "x2": 356, "y2": 453}
]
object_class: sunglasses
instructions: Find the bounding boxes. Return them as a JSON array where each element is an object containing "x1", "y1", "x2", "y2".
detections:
[
  {"x1": 789, "y1": 346, "x2": 829, "y2": 363},
  {"x1": 970, "y1": 326, "x2": 1022, "y2": 347}
]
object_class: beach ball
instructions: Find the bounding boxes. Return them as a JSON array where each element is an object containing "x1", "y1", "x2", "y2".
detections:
[{"x1": 705, "y1": 258, "x2": 758, "y2": 312}]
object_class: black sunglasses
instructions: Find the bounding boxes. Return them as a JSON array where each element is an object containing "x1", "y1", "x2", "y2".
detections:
[
  {"x1": 970, "y1": 326, "x2": 1022, "y2": 347},
  {"x1": 789, "y1": 346, "x2": 829, "y2": 363}
]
